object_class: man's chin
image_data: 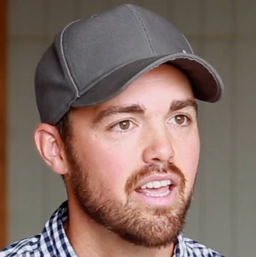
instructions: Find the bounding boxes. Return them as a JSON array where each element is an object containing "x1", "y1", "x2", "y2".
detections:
[
  {"x1": 103, "y1": 206, "x2": 185, "y2": 248},
  {"x1": 115, "y1": 218, "x2": 182, "y2": 248}
]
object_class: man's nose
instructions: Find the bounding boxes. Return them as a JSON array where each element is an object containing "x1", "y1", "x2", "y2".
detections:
[{"x1": 142, "y1": 126, "x2": 174, "y2": 164}]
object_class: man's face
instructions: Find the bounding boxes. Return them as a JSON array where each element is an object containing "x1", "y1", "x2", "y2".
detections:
[{"x1": 64, "y1": 64, "x2": 200, "y2": 248}]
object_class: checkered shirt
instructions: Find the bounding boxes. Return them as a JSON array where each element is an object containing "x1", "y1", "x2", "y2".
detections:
[{"x1": 0, "y1": 201, "x2": 225, "y2": 257}]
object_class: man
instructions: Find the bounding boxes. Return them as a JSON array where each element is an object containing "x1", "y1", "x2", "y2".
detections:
[{"x1": 1, "y1": 4, "x2": 225, "y2": 257}]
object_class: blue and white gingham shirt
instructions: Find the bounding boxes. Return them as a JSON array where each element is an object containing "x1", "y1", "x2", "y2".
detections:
[{"x1": 0, "y1": 201, "x2": 225, "y2": 257}]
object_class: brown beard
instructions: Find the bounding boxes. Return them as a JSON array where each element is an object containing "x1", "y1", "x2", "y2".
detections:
[{"x1": 65, "y1": 142, "x2": 194, "y2": 248}]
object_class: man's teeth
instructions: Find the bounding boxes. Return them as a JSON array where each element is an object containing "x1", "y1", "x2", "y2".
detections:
[
  {"x1": 145, "y1": 190, "x2": 170, "y2": 197},
  {"x1": 141, "y1": 180, "x2": 172, "y2": 189}
]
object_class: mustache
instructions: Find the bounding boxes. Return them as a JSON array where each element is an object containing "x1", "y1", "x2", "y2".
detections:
[{"x1": 125, "y1": 162, "x2": 186, "y2": 195}]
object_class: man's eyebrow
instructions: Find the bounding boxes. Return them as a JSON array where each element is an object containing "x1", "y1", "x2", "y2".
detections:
[
  {"x1": 92, "y1": 99, "x2": 197, "y2": 125},
  {"x1": 93, "y1": 104, "x2": 146, "y2": 124},
  {"x1": 170, "y1": 99, "x2": 198, "y2": 114}
]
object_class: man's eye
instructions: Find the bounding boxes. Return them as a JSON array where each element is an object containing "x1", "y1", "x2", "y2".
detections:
[
  {"x1": 168, "y1": 115, "x2": 189, "y2": 125},
  {"x1": 111, "y1": 120, "x2": 134, "y2": 131}
]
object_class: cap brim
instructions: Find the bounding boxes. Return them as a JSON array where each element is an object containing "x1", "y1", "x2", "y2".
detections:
[{"x1": 73, "y1": 53, "x2": 223, "y2": 108}]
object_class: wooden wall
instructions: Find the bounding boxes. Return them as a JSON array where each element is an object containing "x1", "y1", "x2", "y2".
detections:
[{"x1": 0, "y1": 0, "x2": 7, "y2": 249}]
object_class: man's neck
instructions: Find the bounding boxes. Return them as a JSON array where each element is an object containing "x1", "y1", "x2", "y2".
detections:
[{"x1": 64, "y1": 201, "x2": 175, "y2": 257}]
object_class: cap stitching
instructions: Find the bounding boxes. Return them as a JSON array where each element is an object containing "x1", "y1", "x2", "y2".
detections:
[
  {"x1": 182, "y1": 34, "x2": 194, "y2": 54},
  {"x1": 75, "y1": 54, "x2": 222, "y2": 107},
  {"x1": 124, "y1": 4, "x2": 155, "y2": 55},
  {"x1": 171, "y1": 55, "x2": 222, "y2": 101},
  {"x1": 59, "y1": 20, "x2": 80, "y2": 97}
]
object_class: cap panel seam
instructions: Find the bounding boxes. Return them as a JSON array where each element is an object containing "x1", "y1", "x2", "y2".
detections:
[
  {"x1": 124, "y1": 4, "x2": 155, "y2": 55},
  {"x1": 59, "y1": 20, "x2": 80, "y2": 97}
]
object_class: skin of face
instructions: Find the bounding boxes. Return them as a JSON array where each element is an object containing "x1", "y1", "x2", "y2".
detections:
[{"x1": 34, "y1": 64, "x2": 200, "y2": 257}]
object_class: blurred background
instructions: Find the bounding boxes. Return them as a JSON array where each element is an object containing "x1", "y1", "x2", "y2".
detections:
[{"x1": 1, "y1": 0, "x2": 256, "y2": 256}]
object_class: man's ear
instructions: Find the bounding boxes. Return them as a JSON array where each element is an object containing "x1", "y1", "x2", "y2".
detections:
[{"x1": 34, "y1": 123, "x2": 69, "y2": 175}]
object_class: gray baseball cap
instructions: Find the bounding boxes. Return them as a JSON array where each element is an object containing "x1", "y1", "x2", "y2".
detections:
[{"x1": 35, "y1": 4, "x2": 223, "y2": 125}]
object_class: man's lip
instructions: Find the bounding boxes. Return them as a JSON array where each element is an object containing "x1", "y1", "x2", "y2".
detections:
[{"x1": 135, "y1": 174, "x2": 179, "y2": 189}]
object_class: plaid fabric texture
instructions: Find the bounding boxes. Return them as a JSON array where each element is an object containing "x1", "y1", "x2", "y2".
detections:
[{"x1": 0, "y1": 201, "x2": 225, "y2": 257}]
